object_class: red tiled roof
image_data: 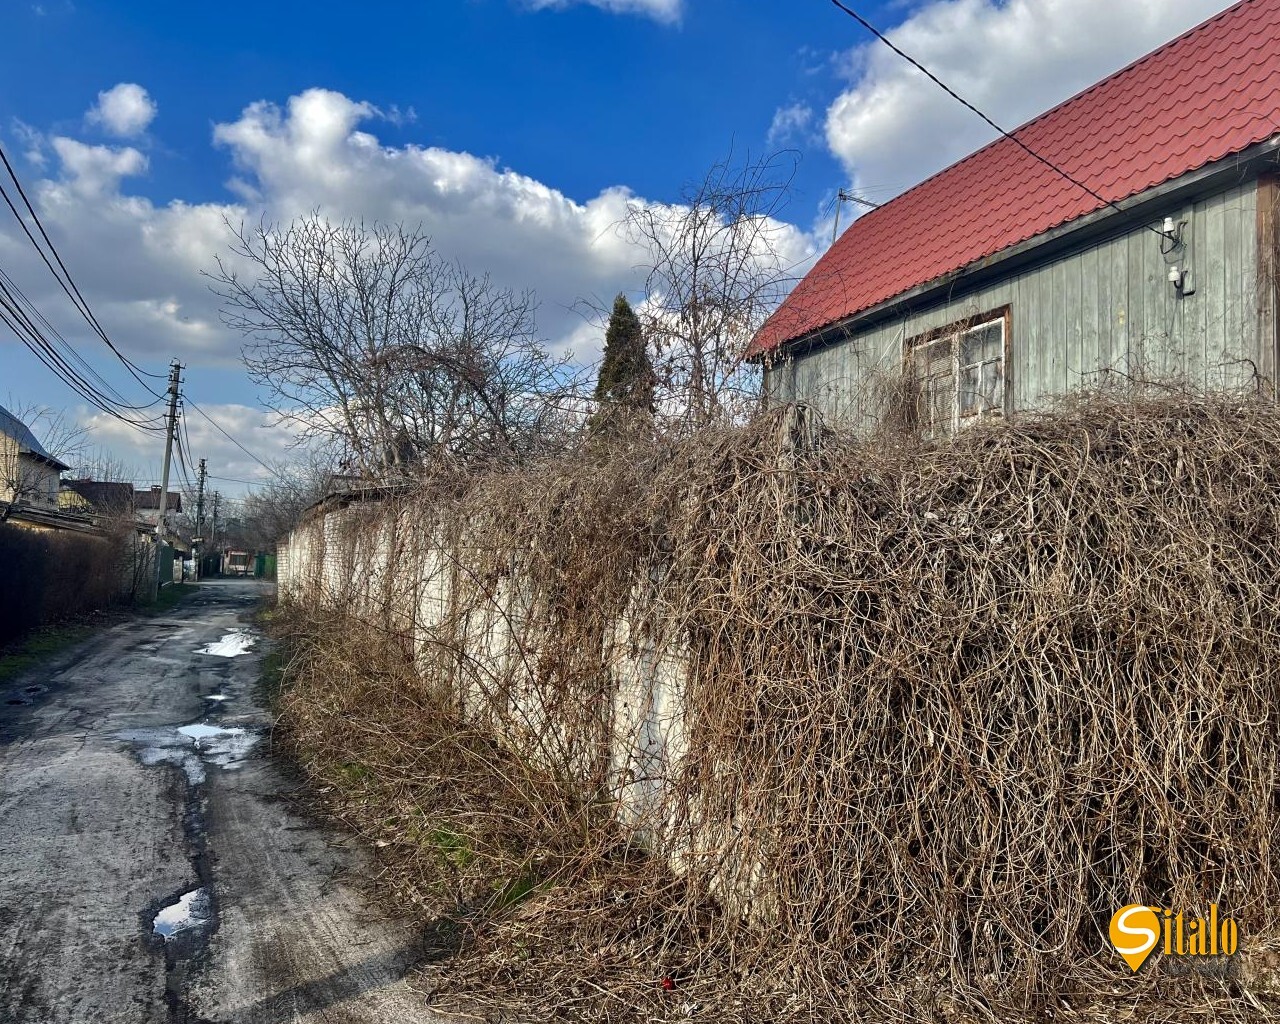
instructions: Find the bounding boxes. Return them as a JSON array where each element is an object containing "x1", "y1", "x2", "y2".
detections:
[{"x1": 749, "y1": 0, "x2": 1280, "y2": 358}]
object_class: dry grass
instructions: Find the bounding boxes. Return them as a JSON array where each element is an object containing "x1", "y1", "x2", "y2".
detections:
[{"x1": 274, "y1": 389, "x2": 1280, "y2": 1022}]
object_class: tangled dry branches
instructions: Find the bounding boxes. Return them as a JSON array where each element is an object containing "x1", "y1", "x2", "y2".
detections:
[{"x1": 275, "y1": 390, "x2": 1280, "y2": 1022}]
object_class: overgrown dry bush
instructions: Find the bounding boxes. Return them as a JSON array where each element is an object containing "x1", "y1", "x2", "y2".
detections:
[{"x1": 276, "y1": 389, "x2": 1280, "y2": 1023}]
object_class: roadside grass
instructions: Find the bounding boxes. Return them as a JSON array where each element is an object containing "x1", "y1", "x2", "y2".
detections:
[
  {"x1": 143, "y1": 582, "x2": 200, "y2": 616},
  {"x1": 0, "y1": 623, "x2": 95, "y2": 686},
  {"x1": 256, "y1": 646, "x2": 287, "y2": 714}
]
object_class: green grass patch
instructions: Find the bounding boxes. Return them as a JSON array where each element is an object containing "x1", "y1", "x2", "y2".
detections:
[
  {"x1": 487, "y1": 867, "x2": 544, "y2": 913},
  {"x1": 0, "y1": 624, "x2": 94, "y2": 685},
  {"x1": 144, "y1": 582, "x2": 200, "y2": 615},
  {"x1": 427, "y1": 826, "x2": 476, "y2": 870},
  {"x1": 337, "y1": 761, "x2": 374, "y2": 786},
  {"x1": 257, "y1": 646, "x2": 287, "y2": 713}
]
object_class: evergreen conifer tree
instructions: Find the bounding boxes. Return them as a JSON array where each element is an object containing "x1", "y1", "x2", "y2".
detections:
[{"x1": 591, "y1": 294, "x2": 654, "y2": 432}]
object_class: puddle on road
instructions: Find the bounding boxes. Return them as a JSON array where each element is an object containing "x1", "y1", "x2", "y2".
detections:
[
  {"x1": 177, "y1": 722, "x2": 258, "y2": 768},
  {"x1": 117, "y1": 720, "x2": 259, "y2": 781},
  {"x1": 117, "y1": 729, "x2": 206, "y2": 784},
  {"x1": 153, "y1": 888, "x2": 211, "y2": 939},
  {"x1": 196, "y1": 630, "x2": 256, "y2": 658}
]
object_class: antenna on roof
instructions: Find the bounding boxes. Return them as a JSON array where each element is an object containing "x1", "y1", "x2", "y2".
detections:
[{"x1": 832, "y1": 188, "x2": 881, "y2": 245}]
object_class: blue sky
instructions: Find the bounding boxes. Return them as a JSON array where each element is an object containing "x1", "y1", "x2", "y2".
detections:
[
  {"x1": 0, "y1": 0, "x2": 1231, "y2": 492},
  {"x1": 3, "y1": 1, "x2": 849, "y2": 206}
]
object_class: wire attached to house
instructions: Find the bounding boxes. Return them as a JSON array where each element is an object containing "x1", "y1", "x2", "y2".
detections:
[
  {"x1": 0, "y1": 265, "x2": 165, "y2": 415},
  {"x1": 0, "y1": 276, "x2": 166, "y2": 433},
  {"x1": 826, "y1": 0, "x2": 1168, "y2": 241}
]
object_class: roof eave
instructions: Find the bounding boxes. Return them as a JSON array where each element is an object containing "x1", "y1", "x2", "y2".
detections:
[{"x1": 21, "y1": 448, "x2": 71, "y2": 473}]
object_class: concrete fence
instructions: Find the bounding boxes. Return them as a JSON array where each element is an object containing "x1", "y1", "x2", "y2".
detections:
[{"x1": 276, "y1": 490, "x2": 689, "y2": 830}]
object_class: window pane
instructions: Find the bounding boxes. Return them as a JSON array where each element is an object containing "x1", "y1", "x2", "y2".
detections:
[
  {"x1": 959, "y1": 364, "x2": 980, "y2": 415},
  {"x1": 961, "y1": 321, "x2": 1002, "y2": 365},
  {"x1": 914, "y1": 336, "x2": 951, "y2": 375},
  {"x1": 927, "y1": 375, "x2": 953, "y2": 429},
  {"x1": 982, "y1": 359, "x2": 1004, "y2": 413}
]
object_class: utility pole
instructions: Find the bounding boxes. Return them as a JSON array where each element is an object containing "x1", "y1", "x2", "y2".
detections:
[
  {"x1": 153, "y1": 360, "x2": 182, "y2": 594},
  {"x1": 211, "y1": 491, "x2": 221, "y2": 567},
  {"x1": 195, "y1": 458, "x2": 207, "y2": 580}
]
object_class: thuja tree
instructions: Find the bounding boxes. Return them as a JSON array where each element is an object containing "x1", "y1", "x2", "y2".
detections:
[{"x1": 591, "y1": 293, "x2": 655, "y2": 434}]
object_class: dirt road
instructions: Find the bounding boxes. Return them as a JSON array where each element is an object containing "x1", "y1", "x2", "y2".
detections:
[{"x1": 0, "y1": 579, "x2": 441, "y2": 1023}]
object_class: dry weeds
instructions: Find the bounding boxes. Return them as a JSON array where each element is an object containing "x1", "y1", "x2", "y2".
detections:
[{"x1": 274, "y1": 389, "x2": 1280, "y2": 1022}]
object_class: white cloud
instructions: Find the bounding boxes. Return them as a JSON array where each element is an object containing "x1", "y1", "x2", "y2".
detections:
[
  {"x1": 81, "y1": 403, "x2": 296, "y2": 493},
  {"x1": 49, "y1": 137, "x2": 147, "y2": 196},
  {"x1": 766, "y1": 103, "x2": 815, "y2": 148},
  {"x1": 825, "y1": 0, "x2": 1233, "y2": 200},
  {"x1": 87, "y1": 83, "x2": 157, "y2": 138},
  {"x1": 523, "y1": 0, "x2": 681, "y2": 24},
  {"x1": 0, "y1": 86, "x2": 817, "y2": 480},
  {"x1": 10, "y1": 119, "x2": 46, "y2": 167}
]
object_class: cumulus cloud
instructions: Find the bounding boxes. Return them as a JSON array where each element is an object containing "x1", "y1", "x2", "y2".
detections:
[
  {"x1": 50, "y1": 137, "x2": 147, "y2": 196},
  {"x1": 87, "y1": 83, "x2": 157, "y2": 138},
  {"x1": 523, "y1": 0, "x2": 681, "y2": 24},
  {"x1": 766, "y1": 103, "x2": 815, "y2": 148},
  {"x1": 0, "y1": 85, "x2": 817, "y2": 483},
  {"x1": 81, "y1": 403, "x2": 298, "y2": 492},
  {"x1": 825, "y1": 0, "x2": 1232, "y2": 199}
]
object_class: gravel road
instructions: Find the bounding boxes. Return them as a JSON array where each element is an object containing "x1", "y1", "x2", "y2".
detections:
[{"x1": 0, "y1": 579, "x2": 442, "y2": 1023}]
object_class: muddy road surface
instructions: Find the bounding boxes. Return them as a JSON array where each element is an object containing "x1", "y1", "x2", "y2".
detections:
[{"x1": 0, "y1": 579, "x2": 442, "y2": 1023}]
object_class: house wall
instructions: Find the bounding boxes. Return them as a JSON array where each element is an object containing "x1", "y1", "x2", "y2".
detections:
[
  {"x1": 0, "y1": 434, "x2": 61, "y2": 509},
  {"x1": 0, "y1": 433, "x2": 18, "y2": 504},
  {"x1": 766, "y1": 180, "x2": 1266, "y2": 428}
]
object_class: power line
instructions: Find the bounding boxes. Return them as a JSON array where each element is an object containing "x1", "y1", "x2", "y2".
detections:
[
  {"x1": 208, "y1": 473, "x2": 270, "y2": 486},
  {"x1": 826, "y1": 0, "x2": 1167, "y2": 241},
  {"x1": 0, "y1": 280, "x2": 166, "y2": 433},
  {"x1": 0, "y1": 265, "x2": 163, "y2": 413},
  {"x1": 0, "y1": 142, "x2": 167, "y2": 394},
  {"x1": 184, "y1": 398, "x2": 275, "y2": 473}
]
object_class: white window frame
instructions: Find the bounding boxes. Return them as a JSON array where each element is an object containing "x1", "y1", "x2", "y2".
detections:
[{"x1": 907, "y1": 311, "x2": 1008, "y2": 436}]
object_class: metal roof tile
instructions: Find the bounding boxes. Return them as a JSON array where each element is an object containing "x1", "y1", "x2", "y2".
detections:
[{"x1": 751, "y1": 0, "x2": 1280, "y2": 357}]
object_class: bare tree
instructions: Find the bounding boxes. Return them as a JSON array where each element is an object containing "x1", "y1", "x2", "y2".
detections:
[
  {"x1": 621, "y1": 151, "x2": 800, "y2": 429},
  {"x1": 212, "y1": 216, "x2": 584, "y2": 477},
  {"x1": 236, "y1": 455, "x2": 335, "y2": 551}
]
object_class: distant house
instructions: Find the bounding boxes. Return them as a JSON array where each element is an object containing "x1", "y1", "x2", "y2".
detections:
[
  {"x1": 752, "y1": 0, "x2": 1280, "y2": 434},
  {"x1": 0, "y1": 404, "x2": 69, "y2": 511},
  {"x1": 59, "y1": 479, "x2": 136, "y2": 517},
  {"x1": 134, "y1": 485, "x2": 182, "y2": 529}
]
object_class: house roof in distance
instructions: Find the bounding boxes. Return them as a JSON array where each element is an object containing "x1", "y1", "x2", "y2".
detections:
[
  {"x1": 63, "y1": 479, "x2": 136, "y2": 511},
  {"x1": 0, "y1": 404, "x2": 70, "y2": 471},
  {"x1": 135, "y1": 485, "x2": 182, "y2": 512},
  {"x1": 749, "y1": 0, "x2": 1280, "y2": 358}
]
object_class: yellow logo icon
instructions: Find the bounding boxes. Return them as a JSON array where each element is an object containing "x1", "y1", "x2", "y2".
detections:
[{"x1": 1110, "y1": 904, "x2": 1160, "y2": 972}]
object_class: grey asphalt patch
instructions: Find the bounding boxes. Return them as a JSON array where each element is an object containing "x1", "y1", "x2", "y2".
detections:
[{"x1": 0, "y1": 579, "x2": 448, "y2": 1023}]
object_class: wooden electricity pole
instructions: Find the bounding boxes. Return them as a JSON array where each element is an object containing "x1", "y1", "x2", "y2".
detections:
[{"x1": 153, "y1": 360, "x2": 182, "y2": 593}]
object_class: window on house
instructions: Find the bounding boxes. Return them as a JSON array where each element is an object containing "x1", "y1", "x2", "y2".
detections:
[{"x1": 908, "y1": 314, "x2": 1006, "y2": 435}]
